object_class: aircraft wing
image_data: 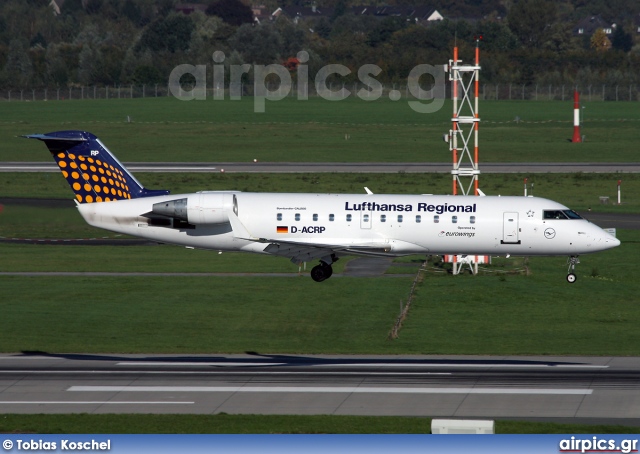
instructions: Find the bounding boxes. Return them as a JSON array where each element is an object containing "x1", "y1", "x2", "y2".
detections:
[{"x1": 260, "y1": 239, "x2": 392, "y2": 263}]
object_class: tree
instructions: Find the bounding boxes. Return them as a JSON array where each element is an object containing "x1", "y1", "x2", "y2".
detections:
[
  {"x1": 367, "y1": 17, "x2": 404, "y2": 48},
  {"x1": 77, "y1": 44, "x2": 97, "y2": 85},
  {"x1": 206, "y1": 0, "x2": 253, "y2": 27},
  {"x1": 30, "y1": 32, "x2": 48, "y2": 49},
  {"x1": 331, "y1": 0, "x2": 346, "y2": 22},
  {"x1": 121, "y1": 0, "x2": 142, "y2": 25},
  {"x1": 133, "y1": 65, "x2": 163, "y2": 85},
  {"x1": 137, "y1": 13, "x2": 195, "y2": 53},
  {"x1": 61, "y1": 0, "x2": 84, "y2": 16},
  {"x1": 229, "y1": 23, "x2": 283, "y2": 64},
  {"x1": 611, "y1": 25, "x2": 633, "y2": 52},
  {"x1": 507, "y1": 0, "x2": 557, "y2": 48},
  {"x1": 85, "y1": 0, "x2": 103, "y2": 15},
  {"x1": 3, "y1": 39, "x2": 33, "y2": 88},
  {"x1": 590, "y1": 28, "x2": 611, "y2": 51}
]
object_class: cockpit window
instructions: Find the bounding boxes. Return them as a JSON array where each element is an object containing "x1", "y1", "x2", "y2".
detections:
[
  {"x1": 544, "y1": 210, "x2": 582, "y2": 220},
  {"x1": 563, "y1": 210, "x2": 582, "y2": 219},
  {"x1": 544, "y1": 210, "x2": 568, "y2": 219}
]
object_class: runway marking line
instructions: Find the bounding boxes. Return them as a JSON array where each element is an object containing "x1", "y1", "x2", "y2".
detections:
[
  {"x1": 0, "y1": 401, "x2": 193, "y2": 405},
  {"x1": 68, "y1": 386, "x2": 593, "y2": 395}
]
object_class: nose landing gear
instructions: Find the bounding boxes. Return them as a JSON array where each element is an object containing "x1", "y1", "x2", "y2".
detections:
[
  {"x1": 310, "y1": 254, "x2": 339, "y2": 282},
  {"x1": 566, "y1": 256, "x2": 579, "y2": 283}
]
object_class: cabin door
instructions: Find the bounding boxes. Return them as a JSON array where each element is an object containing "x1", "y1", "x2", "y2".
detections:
[{"x1": 502, "y1": 212, "x2": 520, "y2": 244}]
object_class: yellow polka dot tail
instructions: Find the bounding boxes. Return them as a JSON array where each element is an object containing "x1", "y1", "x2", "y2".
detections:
[{"x1": 21, "y1": 131, "x2": 170, "y2": 203}]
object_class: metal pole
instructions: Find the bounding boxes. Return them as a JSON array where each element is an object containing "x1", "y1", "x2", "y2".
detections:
[
  {"x1": 452, "y1": 46, "x2": 458, "y2": 195},
  {"x1": 618, "y1": 180, "x2": 621, "y2": 205}
]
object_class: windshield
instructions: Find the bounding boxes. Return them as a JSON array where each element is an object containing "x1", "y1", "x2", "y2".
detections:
[{"x1": 543, "y1": 210, "x2": 583, "y2": 220}]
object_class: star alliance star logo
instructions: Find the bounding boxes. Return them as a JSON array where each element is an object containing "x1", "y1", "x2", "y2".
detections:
[{"x1": 527, "y1": 210, "x2": 535, "y2": 218}]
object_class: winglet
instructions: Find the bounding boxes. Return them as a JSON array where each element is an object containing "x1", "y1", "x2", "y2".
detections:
[{"x1": 364, "y1": 187, "x2": 373, "y2": 195}]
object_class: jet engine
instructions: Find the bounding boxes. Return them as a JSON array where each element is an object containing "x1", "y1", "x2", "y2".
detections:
[{"x1": 151, "y1": 192, "x2": 237, "y2": 225}]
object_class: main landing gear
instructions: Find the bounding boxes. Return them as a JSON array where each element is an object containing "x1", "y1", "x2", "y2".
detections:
[
  {"x1": 310, "y1": 254, "x2": 339, "y2": 282},
  {"x1": 566, "y1": 256, "x2": 579, "y2": 283}
]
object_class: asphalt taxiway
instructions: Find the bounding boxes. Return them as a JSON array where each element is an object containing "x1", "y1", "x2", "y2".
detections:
[{"x1": 1, "y1": 353, "x2": 639, "y2": 426}]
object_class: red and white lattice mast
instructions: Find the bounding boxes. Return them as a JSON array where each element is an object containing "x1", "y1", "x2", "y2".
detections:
[
  {"x1": 448, "y1": 37, "x2": 481, "y2": 196},
  {"x1": 445, "y1": 38, "x2": 489, "y2": 275}
]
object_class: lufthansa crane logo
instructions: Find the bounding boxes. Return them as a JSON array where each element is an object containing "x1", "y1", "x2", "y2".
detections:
[{"x1": 544, "y1": 228, "x2": 556, "y2": 239}]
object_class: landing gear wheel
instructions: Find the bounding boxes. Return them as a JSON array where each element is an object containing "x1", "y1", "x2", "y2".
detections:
[
  {"x1": 566, "y1": 256, "x2": 580, "y2": 284},
  {"x1": 311, "y1": 263, "x2": 333, "y2": 282}
]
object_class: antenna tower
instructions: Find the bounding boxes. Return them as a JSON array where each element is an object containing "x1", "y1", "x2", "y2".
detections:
[{"x1": 448, "y1": 38, "x2": 481, "y2": 196}]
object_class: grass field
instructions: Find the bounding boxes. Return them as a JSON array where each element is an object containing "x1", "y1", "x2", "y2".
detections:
[
  {"x1": 1, "y1": 414, "x2": 638, "y2": 434},
  {"x1": 0, "y1": 229, "x2": 636, "y2": 355},
  {"x1": 3, "y1": 97, "x2": 640, "y2": 163}
]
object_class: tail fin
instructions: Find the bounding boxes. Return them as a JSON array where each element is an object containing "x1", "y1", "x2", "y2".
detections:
[{"x1": 23, "y1": 130, "x2": 170, "y2": 203}]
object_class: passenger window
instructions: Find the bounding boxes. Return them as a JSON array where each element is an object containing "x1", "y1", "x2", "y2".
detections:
[
  {"x1": 398, "y1": 215, "x2": 403, "y2": 223},
  {"x1": 329, "y1": 214, "x2": 334, "y2": 222},
  {"x1": 277, "y1": 213, "x2": 282, "y2": 221},
  {"x1": 416, "y1": 215, "x2": 421, "y2": 223},
  {"x1": 363, "y1": 214, "x2": 369, "y2": 222},
  {"x1": 346, "y1": 214, "x2": 352, "y2": 222},
  {"x1": 295, "y1": 213, "x2": 300, "y2": 221},
  {"x1": 434, "y1": 215, "x2": 439, "y2": 223},
  {"x1": 313, "y1": 214, "x2": 318, "y2": 221},
  {"x1": 470, "y1": 216, "x2": 476, "y2": 224},
  {"x1": 452, "y1": 216, "x2": 457, "y2": 224},
  {"x1": 380, "y1": 214, "x2": 386, "y2": 223}
]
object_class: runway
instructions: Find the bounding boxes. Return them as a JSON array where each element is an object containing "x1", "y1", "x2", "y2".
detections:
[
  {"x1": 3, "y1": 162, "x2": 640, "y2": 173},
  {"x1": 1, "y1": 353, "x2": 639, "y2": 426}
]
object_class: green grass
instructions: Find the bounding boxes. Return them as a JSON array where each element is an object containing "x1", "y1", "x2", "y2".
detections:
[
  {"x1": 0, "y1": 275, "x2": 413, "y2": 353},
  {"x1": 0, "y1": 414, "x2": 638, "y2": 434},
  {"x1": 3, "y1": 97, "x2": 640, "y2": 162},
  {"x1": 0, "y1": 230, "x2": 637, "y2": 355},
  {"x1": 0, "y1": 243, "x2": 349, "y2": 274}
]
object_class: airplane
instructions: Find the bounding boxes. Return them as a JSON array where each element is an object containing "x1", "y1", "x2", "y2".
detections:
[{"x1": 23, "y1": 130, "x2": 620, "y2": 283}]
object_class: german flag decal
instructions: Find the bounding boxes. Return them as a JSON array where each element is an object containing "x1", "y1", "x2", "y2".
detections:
[{"x1": 276, "y1": 226, "x2": 288, "y2": 234}]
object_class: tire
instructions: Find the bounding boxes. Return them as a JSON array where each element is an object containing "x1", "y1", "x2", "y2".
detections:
[
  {"x1": 566, "y1": 273, "x2": 577, "y2": 283},
  {"x1": 311, "y1": 264, "x2": 330, "y2": 282}
]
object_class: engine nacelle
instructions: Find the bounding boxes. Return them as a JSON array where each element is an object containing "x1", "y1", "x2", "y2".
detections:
[{"x1": 152, "y1": 193, "x2": 237, "y2": 225}]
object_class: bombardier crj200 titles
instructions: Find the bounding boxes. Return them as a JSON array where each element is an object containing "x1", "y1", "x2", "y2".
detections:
[{"x1": 25, "y1": 131, "x2": 620, "y2": 283}]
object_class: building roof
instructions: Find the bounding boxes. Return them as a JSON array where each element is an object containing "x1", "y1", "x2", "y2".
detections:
[
  {"x1": 352, "y1": 5, "x2": 442, "y2": 21},
  {"x1": 573, "y1": 15, "x2": 614, "y2": 36},
  {"x1": 274, "y1": 5, "x2": 443, "y2": 23}
]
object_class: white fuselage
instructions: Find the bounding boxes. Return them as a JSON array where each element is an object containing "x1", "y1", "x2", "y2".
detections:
[{"x1": 76, "y1": 192, "x2": 619, "y2": 259}]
